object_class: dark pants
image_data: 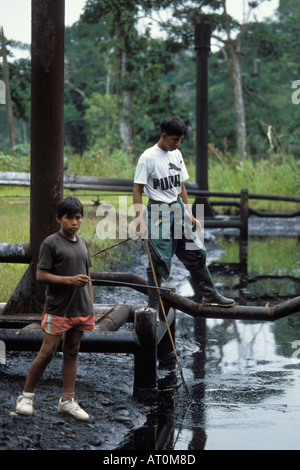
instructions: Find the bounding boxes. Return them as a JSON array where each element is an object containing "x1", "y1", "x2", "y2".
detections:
[{"x1": 146, "y1": 223, "x2": 204, "y2": 276}]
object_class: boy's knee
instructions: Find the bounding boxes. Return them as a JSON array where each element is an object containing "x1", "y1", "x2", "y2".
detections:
[
  {"x1": 37, "y1": 347, "x2": 55, "y2": 364},
  {"x1": 62, "y1": 342, "x2": 80, "y2": 360}
]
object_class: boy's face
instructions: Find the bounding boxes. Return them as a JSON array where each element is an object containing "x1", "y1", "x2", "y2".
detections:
[
  {"x1": 57, "y1": 212, "x2": 82, "y2": 240},
  {"x1": 159, "y1": 133, "x2": 184, "y2": 152}
]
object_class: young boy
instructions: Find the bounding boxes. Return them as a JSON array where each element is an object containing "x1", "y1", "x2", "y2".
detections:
[
  {"x1": 133, "y1": 116, "x2": 234, "y2": 312},
  {"x1": 16, "y1": 197, "x2": 94, "y2": 421}
]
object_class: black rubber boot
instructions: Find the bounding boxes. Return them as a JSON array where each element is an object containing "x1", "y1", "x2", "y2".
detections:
[
  {"x1": 147, "y1": 271, "x2": 163, "y2": 321},
  {"x1": 189, "y1": 264, "x2": 235, "y2": 307}
]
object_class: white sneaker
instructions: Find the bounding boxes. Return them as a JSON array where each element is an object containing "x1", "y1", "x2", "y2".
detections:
[
  {"x1": 16, "y1": 392, "x2": 35, "y2": 416},
  {"x1": 58, "y1": 397, "x2": 89, "y2": 421}
]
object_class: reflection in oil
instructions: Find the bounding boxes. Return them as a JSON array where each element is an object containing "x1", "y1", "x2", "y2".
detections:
[{"x1": 119, "y1": 236, "x2": 300, "y2": 450}]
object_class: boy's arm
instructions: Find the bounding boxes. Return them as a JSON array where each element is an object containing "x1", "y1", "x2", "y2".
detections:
[
  {"x1": 88, "y1": 277, "x2": 93, "y2": 302},
  {"x1": 179, "y1": 183, "x2": 202, "y2": 232},
  {"x1": 36, "y1": 268, "x2": 90, "y2": 287}
]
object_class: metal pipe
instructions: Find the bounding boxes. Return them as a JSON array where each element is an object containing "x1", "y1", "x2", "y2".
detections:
[
  {"x1": 91, "y1": 272, "x2": 300, "y2": 322},
  {"x1": 30, "y1": 0, "x2": 65, "y2": 264},
  {"x1": 194, "y1": 22, "x2": 211, "y2": 192},
  {"x1": 0, "y1": 243, "x2": 31, "y2": 263},
  {"x1": 26, "y1": 0, "x2": 66, "y2": 312},
  {"x1": 96, "y1": 304, "x2": 131, "y2": 331},
  {"x1": 0, "y1": 171, "x2": 299, "y2": 203},
  {"x1": 162, "y1": 292, "x2": 300, "y2": 322},
  {"x1": 0, "y1": 328, "x2": 139, "y2": 354},
  {"x1": 194, "y1": 22, "x2": 215, "y2": 218}
]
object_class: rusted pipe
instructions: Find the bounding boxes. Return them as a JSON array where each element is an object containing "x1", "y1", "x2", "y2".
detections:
[
  {"x1": 91, "y1": 272, "x2": 300, "y2": 322},
  {"x1": 0, "y1": 243, "x2": 31, "y2": 263},
  {"x1": 96, "y1": 304, "x2": 131, "y2": 331},
  {"x1": 1, "y1": 171, "x2": 300, "y2": 204},
  {"x1": 30, "y1": 0, "x2": 65, "y2": 264},
  {"x1": 0, "y1": 328, "x2": 139, "y2": 354}
]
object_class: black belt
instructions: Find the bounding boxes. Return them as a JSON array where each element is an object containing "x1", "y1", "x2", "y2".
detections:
[{"x1": 149, "y1": 197, "x2": 179, "y2": 207}]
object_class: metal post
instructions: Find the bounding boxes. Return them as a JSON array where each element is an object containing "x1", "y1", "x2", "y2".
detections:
[
  {"x1": 30, "y1": 0, "x2": 65, "y2": 263},
  {"x1": 240, "y1": 188, "x2": 249, "y2": 242},
  {"x1": 194, "y1": 22, "x2": 214, "y2": 218},
  {"x1": 240, "y1": 188, "x2": 249, "y2": 279},
  {"x1": 133, "y1": 307, "x2": 158, "y2": 398},
  {"x1": 30, "y1": 0, "x2": 65, "y2": 311},
  {"x1": 3, "y1": 0, "x2": 65, "y2": 315}
]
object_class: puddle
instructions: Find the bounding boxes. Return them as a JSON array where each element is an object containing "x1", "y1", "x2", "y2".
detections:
[{"x1": 120, "y1": 235, "x2": 300, "y2": 450}]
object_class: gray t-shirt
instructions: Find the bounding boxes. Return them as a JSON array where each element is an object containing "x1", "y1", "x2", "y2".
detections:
[{"x1": 37, "y1": 232, "x2": 94, "y2": 317}]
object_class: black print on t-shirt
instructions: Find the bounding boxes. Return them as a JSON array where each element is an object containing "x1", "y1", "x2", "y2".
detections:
[
  {"x1": 169, "y1": 162, "x2": 181, "y2": 172},
  {"x1": 153, "y1": 174, "x2": 181, "y2": 191}
]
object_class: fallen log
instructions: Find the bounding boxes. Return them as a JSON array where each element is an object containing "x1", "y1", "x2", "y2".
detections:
[{"x1": 91, "y1": 272, "x2": 300, "y2": 322}]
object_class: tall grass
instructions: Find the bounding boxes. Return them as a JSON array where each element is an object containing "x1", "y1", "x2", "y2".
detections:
[{"x1": 186, "y1": 153, "x2": 299, "y2": 212}]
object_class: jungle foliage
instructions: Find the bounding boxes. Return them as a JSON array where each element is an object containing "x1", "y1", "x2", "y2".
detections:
[{"x1": 0, "y1": 0, "x2": 299, "y2": 166}]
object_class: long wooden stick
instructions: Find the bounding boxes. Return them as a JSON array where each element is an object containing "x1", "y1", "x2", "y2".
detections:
[{"x1": 144, "y1": 239, "x2": 192, "y2": 401}]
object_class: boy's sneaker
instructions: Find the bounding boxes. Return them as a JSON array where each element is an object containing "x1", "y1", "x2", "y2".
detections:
[
  {"x1": 58, "y1": 397, "x2": 89, "y2": 421},
  {"x1": 16, "y1": 392, "x2": 35, "y2": 416}
]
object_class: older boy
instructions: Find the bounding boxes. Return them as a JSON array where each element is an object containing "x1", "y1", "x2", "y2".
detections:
[
  {"x1": 133, "y1": 116, "x2": 234, "y2": 313},
  {"x1": 16, "y1": 197, "x2": 94, "y2": 421}
]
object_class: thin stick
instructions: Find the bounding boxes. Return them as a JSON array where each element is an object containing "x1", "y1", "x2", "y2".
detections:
[
  {"x1": 144, "y1": 239, "x2": 192, "y2": 401},
  {"x1": 91, "y1": 237, "x2": 131, "y2": 257}
]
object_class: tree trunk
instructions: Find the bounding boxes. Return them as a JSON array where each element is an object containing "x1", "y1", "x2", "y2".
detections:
[
  {"x1": 1, "y1": 27, "x2": 16, "y2": 148},
  {"x1": 119, "y1": 49, "x2": 132, "y2": 152},
  {"x1": 220, "y1": 0, "x2": 247, "y2": 160},
  {"x1": 227, "y1": 42, "x2": 247, "y2": 160}
]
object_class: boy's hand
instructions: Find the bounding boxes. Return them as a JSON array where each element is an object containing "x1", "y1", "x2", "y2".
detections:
[
  {"x1": 192, "y1": 216, "x2": 202, "y2": 232},
  {"x1": 71, "y1": 274, "x2": 90, "y2": 287},
  {"x1": 136, "y1": 220, "x2": 148, "y2": 239}
]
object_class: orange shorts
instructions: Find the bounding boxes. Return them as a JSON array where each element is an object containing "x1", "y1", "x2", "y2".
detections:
[{"x1": 41, "y1": 312, "x2": 95, "y2": 335}]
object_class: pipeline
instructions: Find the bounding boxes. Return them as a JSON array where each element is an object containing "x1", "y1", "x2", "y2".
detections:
[
  {"x1": 0, "y1": 328, "x2": 139, "y2": 354},
  {"x1": 91, "y1": 272, "x2": 300, "y2": 322}
]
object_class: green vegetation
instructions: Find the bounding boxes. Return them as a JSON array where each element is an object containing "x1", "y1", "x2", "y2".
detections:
[{"x1": 0, "y1": 191, "x2": 139, "y2": 302}]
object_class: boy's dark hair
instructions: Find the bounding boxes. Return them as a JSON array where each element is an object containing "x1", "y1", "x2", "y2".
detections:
[
  {"x1": 160, "y1": 116, "x2": 187, "y2": 137},
  {"x1": 57, "y1": 197, "x2": 84, "y2": 218}
]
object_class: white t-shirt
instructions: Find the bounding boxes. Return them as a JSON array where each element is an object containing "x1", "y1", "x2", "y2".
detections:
[{"x1": 134, "y1": 144, "x2": 189, "y2": 204}]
